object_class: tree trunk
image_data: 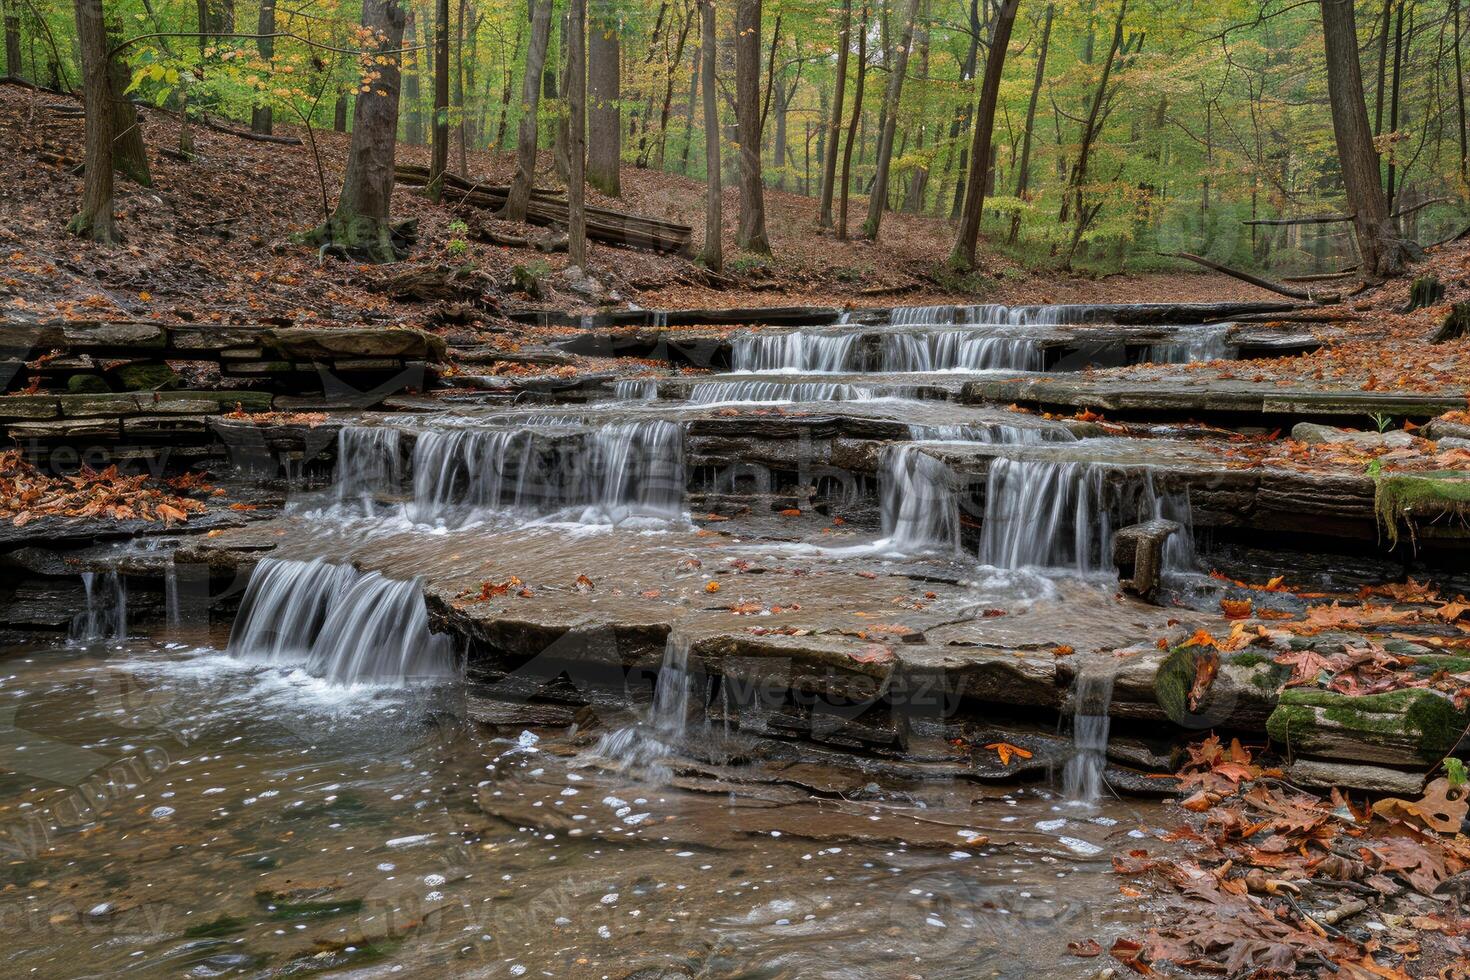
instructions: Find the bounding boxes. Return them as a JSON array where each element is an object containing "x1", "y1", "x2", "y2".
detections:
[
  {"x1": 334, "y1": 93, "x2": 350, "y2": 132},
  {"x1": 68, "y1": 0, "x2": 116, "y2": 242},
  {"x1": 252, "y1": 0, "x2": 274, "y2": 134},
  {"x1": 680, "y1": 32, "x2": 700, "y2": 174},
  {"x1": 1457, "y1": 0, "x2": 1468, "y2": 181},
  {"x1": 650, "y1": 5, "x2": 691, "y2": 171},
  {"x1": 948, "y1": 0, "x2": 1018, "y2": 270},
  {"x1": 901, "y1": 0, "x2": 931, "y2": 214},
  {"x1": 505, "y1": 0, "x2": 554, "y2": 222},
  {"x1": 587, "y1": 2, "x2": 621, "y2": 196},
  {"x1": 428, "y1": 0, "x2": 450, "y2": 199},
  {"x1": 1385, "y1": 0, "x2": 1404, "y2": 213},
  {"x1": 861, "y1": 0, "x2": 918, "y2": 240},
  {"x1": 1009, "y1": 3, "x2": 1052, "y2": 244},
  {"x1": 554, "y1": 11, "x2": 572, "y2": 183},
  {"x1": 817, "y1": 0, "x2": 852, "y2": 229},
  {"x1": 1061, "y1": 0, "x2": 1127, "y2": 266},
  {"x1": 734, "y1": 0, "x2": 770, "y2": 252},
  {"x1": 1320, "y1": 0, "x2": 1409, "y2": 278},
  {"x1": 313, "y1": 0, "x2": 406, "y2": 262},
  {"x1": 104, "y1": 15, "x2": 150, "y2": 186},
  {"x1": 837, "y1": 2, "x2": 868, "y2": 241},
  {"x1": 454, "y1": 0, "x2": 468, "y2": 174},
  {"x1": 696, "y1": 0, "x2": 722, "y2": 271},
  {"x1": 5, "y1": 10, "x2": 23, "y2": 80},
  {"x1": 404, "y1": 11, "x2": 424, "y2": 145},
  {"x1": 567, "y1": 0, "x2": 588, "y2": 267}
]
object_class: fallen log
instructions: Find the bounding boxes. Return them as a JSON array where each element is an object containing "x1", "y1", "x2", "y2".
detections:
[
  {"x1": 198, "y1": 112, "x2": 302, "y2": 145},
  {"x1": 394, "y1": 165, "x2": 692, "y2": 256},
  {"x1": 1160, "y1": 252, "x2": 1342, "y2": 303}
]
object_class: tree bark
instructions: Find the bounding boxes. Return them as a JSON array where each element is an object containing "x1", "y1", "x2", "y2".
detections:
[
  {"x1": 1457, "y1": 0, "x2": 1468, "y2": 181},
  {"x1": 1320, "y1": 0, "x2": 1410, "y2": 278},
  {"x1": 587, "y1": 1, "x2": 621, "y2": 195},
  {"x1": 1385, "y1": 0, "x2": 1404, "y2": 213},
  {"x1": 404, "y1": 11, "x2": 423, "y2": 145},
  {"x1": 649, "y1": 5, "x2": 692, "y2": 170},
  {"x1": 334, "y1": 93, "x2": 350, "y2": 132},
  {"x1": 252, "y1": 0, "x2": 274, "y2": 134},
  {"x1": 313, "y1": 0, "x2": 406, "y2": 262},
  {"x1": 568, "y1": 0, "x2": 588, "y2": 267},
  {"x1": 1061, "y1": 0, "x2": 1127, "y2": 266},
  {"x1": 68, "y1": 0, "x2": 116, "y2": 242},
  {"x1": 5, "y1": 10, "x2": 24, "y2": 80},
  {"x1": 948, "y1": 0, "x2": 1018, "y2": 270},
  {"x1": 506, "y1": 0, "x2": 554, "y2": 222},
  {"x1": 696, "y1": 0, "x2": 722, "y2": 271},
  {"x1": 734, "y1": 0, "x2": 770, "y2": 252},
  {"x1": 454, "y1": 0, "x2": 468, "y2": 174},
  {"x1": 861, "y1": 0, "x2": 917, "y2": 240},
  {"x1": 817, "y1": 0, "x2": 852, "y2": 229},
  {"x1": 101, "y1": 15, "x2": 151, "y2": 187},
  {"x1": 428, "y1": 0, "x2": 451, "y2": 199},
  {"x1": 901, "y1": 0, "x2": 931, "y2": 214},
  {"x1": 836, "y1": 2, "x2": 868, "y2": 241},
  {"x1": 1009, "y1": 3, "x2": 1052, "y2": 244}
]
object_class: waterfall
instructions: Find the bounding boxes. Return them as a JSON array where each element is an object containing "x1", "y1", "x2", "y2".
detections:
[
  {"x1": 689, "y1": 380, "x2": 882, "y2": 404},
  {"x1": 906, "y1": 423, "x2": 1072, "y2": 444},
  {"x1": 1063, "y1": 669, "x2": 1115, "y2": 803},
  {"x1": 978, "y1": 458, "x2": 1195, "y2": 574},
  {"x1": 890, "y1": 304, "x2": 1075, "y2": 327},
  {"x1": 731, "y1": 332, "x2": 863, "y2": 372},
  {"x1": 408, "y1": 420, "x2": 686, "y2": 523},
  {"x1": 592, "y1": 632, "x2": 702, "y2": 777},
  {"x1": 881, "y1": 332, "x2": 1044, "y2": 373},
  {"x1": 70, "y1": 571, "x2": 127, "y2": 644},
  {"x1": 227, "y1": 557, "x2": 455, "y2": 685},
  {"x1": 880, "y1": 446, "x2": 960, "y2": 553},
  {"x1": 335, "y1": 426, "x2": 404, "y2": 506},
  {"x1": 613, "y1": 379, "x2": 659, "y2": 400},
  {"x1": 1150, "y1": 324, "x2": 1235, "y2": 364},
  {"x1": 164, "y1": 563, "x2": 181, "y2": 631}
]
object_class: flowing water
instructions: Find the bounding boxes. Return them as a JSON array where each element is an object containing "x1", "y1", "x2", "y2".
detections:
[
  {"x1": 70, "y1": 571, "x2": 128, "y2": 645},
  {"x1": 1063, "y1": 669, "x2": 1117, "y2": 804}
]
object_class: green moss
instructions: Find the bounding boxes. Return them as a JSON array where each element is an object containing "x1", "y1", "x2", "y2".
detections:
[
  {"x1": 1268, "y1": 687, "x2": 1468, "y2": 761},
  {"x1": 1374, "y1": 470, "x2": 1470, "y2": 546},
  {"x1": 1153, "y1": 645, "x2": 1199, "y2": 725},
  {"x1": 1229, "y1": 651, "x2": 1270, "y2": 668}
]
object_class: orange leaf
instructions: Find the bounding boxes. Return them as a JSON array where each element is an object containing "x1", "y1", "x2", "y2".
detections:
[{"x1": 984, "y1": 742, "x2": 1034, "y2": 766}]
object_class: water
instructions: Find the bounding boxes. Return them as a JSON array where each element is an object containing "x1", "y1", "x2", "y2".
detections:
[
  {"x1": 70, "y1": 571, "x2": 127, "y2": 644},
  {"x1": 880, "y1": 446, "x2": 961, "y2": 553},
  {"x1": 881, "y1": 331, "x2": 1044, "y2": 373},
  {"x1": 335, "y1": 425, "x2": 404, "y2": 507},
  {"x1": 1063, "y1": 668, "x2": 1116, "y2": 804},
  {"x1": 226, "y1": 557, "x2": 456, "y2": 685},
  {"x1": 612, "y1": 378, "x2": 659, "y2": 400},
  {"x1": 891, "y1": 304, "x2": 1076, "y2": 327},
  {"x1": 979, "y1": 457, "x2": 1196, "y2": 574},
  {"x1": 404, "y1": 419, "x2": 686, "y2": 524},
  {"x1": 731, "y1": 332, "x2": 863, "y2": 372},
  {"x1": 0, "y1": 635, "x2": 1167, "y2": 978},
  {"x1": 689, "y1": 380, "x2": 883, "y2": 404},
  {"x1": 592, "y1": 631, "x2": 704, "y2": 777},
  {"x1": 1150, "y1": 323, "x2": 1235, "y2": 364}
]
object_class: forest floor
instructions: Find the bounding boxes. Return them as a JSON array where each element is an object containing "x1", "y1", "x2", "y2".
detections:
[{"x1": 0, "y1": 81, "x2": 1276, "y2": 332}]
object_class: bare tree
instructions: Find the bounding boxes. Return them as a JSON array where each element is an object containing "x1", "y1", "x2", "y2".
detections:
[
  {"x1": 1009, "y1": 2, "x2": 1052, "y2": 244},
  {"x1": 1320, "y1": 0, "x2": 1411, "y2": 277},
  {"x1": 817, "y1": 0, "x2": 852, "y2": 229},
  {"x1": 949, "y1": 0, "x2": 1019, "y2": 271},
  {"x1": 568, "y1": 0, "x2": 589, "y2": 267},
  {"x1": 252, "y1": 0, "x2": 274, "y2": 134},
  {"x1": 69, "y1": 0, "x2": 116, "y2": 242},
  {"x1": 505, "y1": 0, "x2": 555, "y2": 222},
  {"x1": 862, "y1": 0, "x2": 919, "y2": 240},
  {"x1": 310, "y1": 0, "x2": 407, "y2": 262},
  {"x1": 836, "y1": 2, "x2": 869, "y2": 241},
  {"x1": 696, "y1": 0, "x2": 723, "y2": 271},
  {"x1": 588, "y1": 0, "x2": 621, "y2": 195},
  {"x1": 428, "y1": 0, "x2": 451, "y2": 198},
  {"x1": 734, "y1": 0, "x2": 769, "y2": 252}
]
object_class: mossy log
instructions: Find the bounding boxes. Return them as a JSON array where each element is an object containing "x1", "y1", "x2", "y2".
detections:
[
  {"x1": 1154, "y1": 644, "x2": 1285, "y2": 731},
  {"x1": 1374, "y1": 470, "x2": 1470, "y2": 546},
  {"x1": 1266, "y1": 688, "x2": 1469, "y2": 767}
]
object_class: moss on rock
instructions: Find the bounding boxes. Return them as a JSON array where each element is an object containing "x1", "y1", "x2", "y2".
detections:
[{"x1": 1267, "y1": 687, "x2": 1468, "y2": 764}]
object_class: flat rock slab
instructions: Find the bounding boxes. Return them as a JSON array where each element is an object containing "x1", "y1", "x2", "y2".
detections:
[{"x1": 962, "y1": 374, "x2": 1465, "y2": 422}]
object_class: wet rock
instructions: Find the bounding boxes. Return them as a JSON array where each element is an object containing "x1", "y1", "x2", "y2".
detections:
[
  {"x1": 560, "y1": 266, "x2": 604, "y2": 299},
  {"x1": 1150, "y1": 644, "x2": 1284, "y2": 730},
  {"x1": 264, "y1": 326, "x2": 447, "y2": 362},
  {"x1": 1290, "y1": 423, "x2": 1416, "y2": 450},
  {"x1": 1112, "y1": 519, "x2": 1180, "y2": 604},
  {"x1": 465, "y1": 694, "x2": 579, "y2": 728},
  {"x1": 1267, "y1": 688, "x2": 1469, "y2": 767},
  {"x1": 1286, "y1": 758, "x2": 1427, "y2": 795}
]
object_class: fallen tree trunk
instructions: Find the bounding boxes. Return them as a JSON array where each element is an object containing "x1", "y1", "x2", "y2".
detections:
[
  {"x1": 1160, "y1": 252, "x2": 1346, "y2": 303},
  {"x1": 395, "y1": 164, "x2": 692, "y2": 256}
]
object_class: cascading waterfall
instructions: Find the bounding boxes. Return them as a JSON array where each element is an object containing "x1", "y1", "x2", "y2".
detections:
[
  {"x1": 1150, "y1": 324, "x2": 1235, "y2": 364},
  {"x1": 979, "y1": 458, "x2": 1195, "y2": 574},
  {"x1": 1062, "y1": 668, "x2": 1115, "y2": 803},
  {"x1": 890, "y1": 304, "x2": 1075, "y2": 327},
  {"x1": 613, "y1": 379, "x2": 659, "y2": 400},
  {"x1": 226, "y1": 557, "x2": 455, "y2": 685},
  {"x1": 593, "y1": 631, "x2": 702, "y2": 776},
  {"x1": 335, "y1": 426, "x2": 404, "y2": 506},
  {"x1": 881, "y1": 331, "x2": 1044, "y2": 373},
  {"x1": 408, "y1": 420, "x2": 686, "y2": 523},
  {"x1": 731, "y1": 332, "x2": 863, "y2": 373},
  {"x1": 689, "y1": 380, "x2": 882, "y2": 404},
  {"x1": 880, "y1": 446, "x2": 960, "y2": 552},
  {"x1": 906, "y1": 423, "x2": 1073, "y2": 444},
  {"x1": 70, "y1": 571, "x2": 127, "y2": 644}
]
